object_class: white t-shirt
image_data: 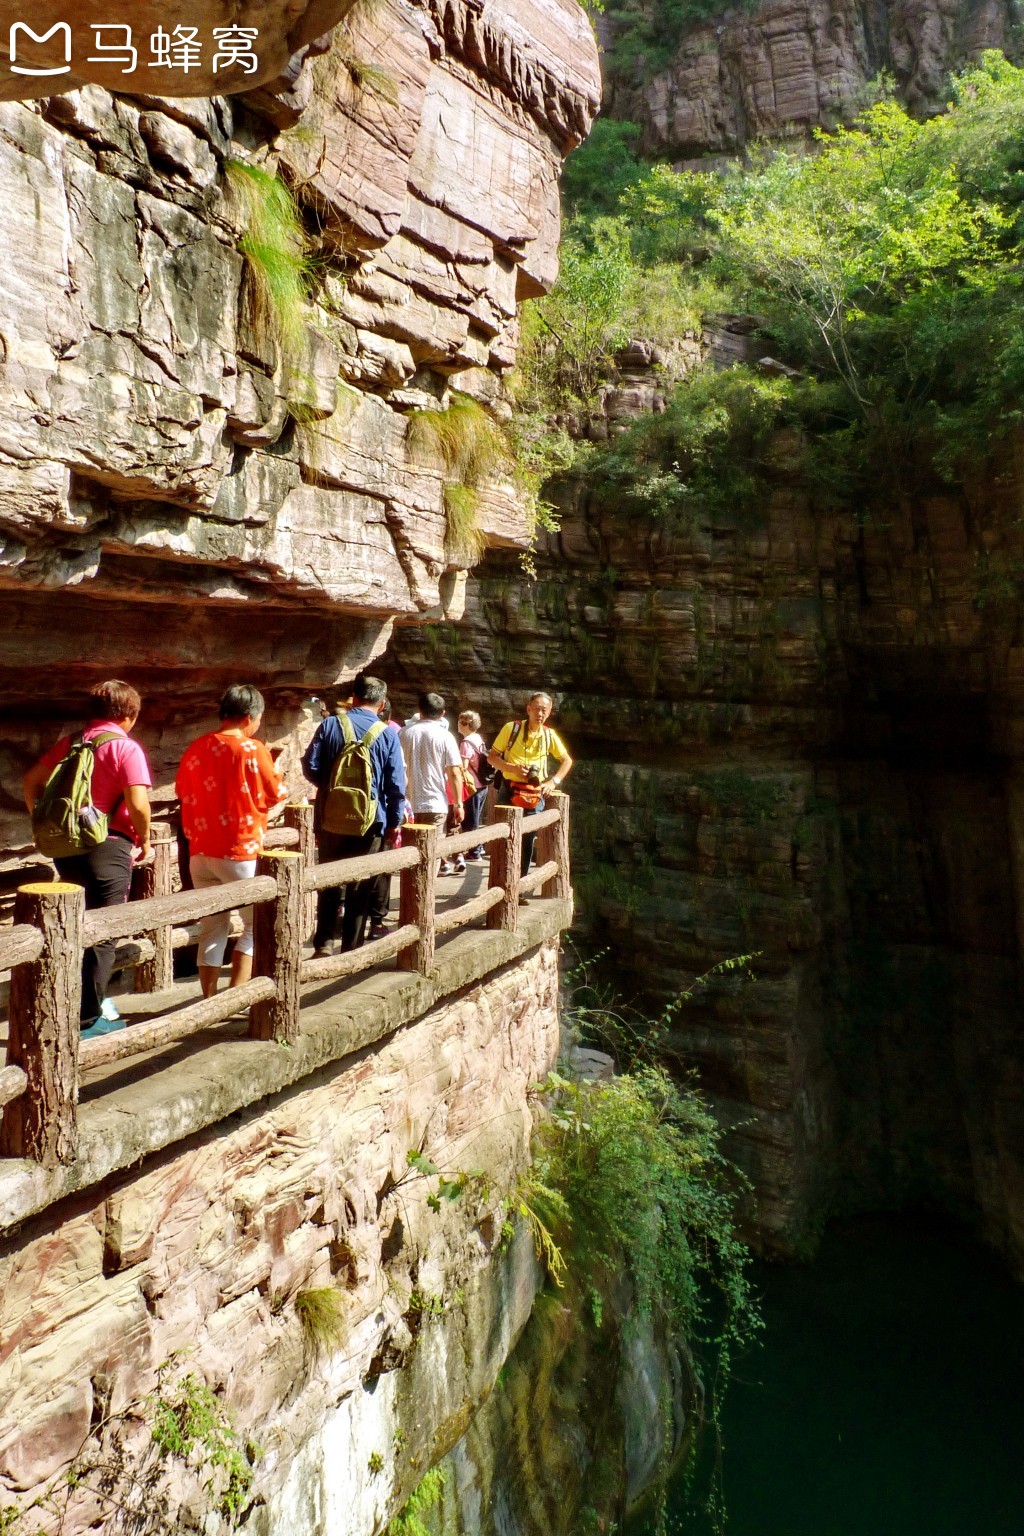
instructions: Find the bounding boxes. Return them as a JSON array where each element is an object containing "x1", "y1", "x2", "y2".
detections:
[{"x1": 399, "y1": 718, "x2": 461, "y2": 815}]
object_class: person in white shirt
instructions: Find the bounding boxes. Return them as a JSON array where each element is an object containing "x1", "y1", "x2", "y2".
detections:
[{"x1": 399, "y1": 692, "x2": 464, "y2": 875}]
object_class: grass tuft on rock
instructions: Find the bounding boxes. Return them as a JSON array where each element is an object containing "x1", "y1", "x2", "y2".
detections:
[
  {"x1": 443, "y1": 483, "x2": 486, "y2": 564},
  {"x1": 225, "y1": 160, "x2": 312, "y2": 355},
  {"x1": 295, "y1": 1287, "x2": 346, "y2": 1354},
  {"x1": 408, "y1": 393, "x2": 509, "y2": 486},
  {"x1": 408, "y1": 393, "x2": 510, "y2": 567}
]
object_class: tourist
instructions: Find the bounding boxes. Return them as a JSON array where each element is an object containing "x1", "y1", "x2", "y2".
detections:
[
  {"x1": 368, "y1": 700, "x2": 407, "y2": 938},
  {"x1": 399, "y1": 693, "x2": 464, "y2": 874},
  {"x1": 301, "y1": 673, "x2": 406, "y2": 955},
  {"x1": 457, "y1": 711, "x2": 490, "y2": 865},
  {"x1": 488, "y1": 693, "x2": 573, "y2": 894},
  {"x1": 176, "y1": 684, "x2": 285, "y2": 998},
  {"x1": 24, "y1": 679, "x2": 152, "y2": 1034}
]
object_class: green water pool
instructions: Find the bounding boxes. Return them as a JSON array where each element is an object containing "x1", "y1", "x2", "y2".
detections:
[{"x1": 656, "y1": 1215, "x2": 1024, "y2": 1535}]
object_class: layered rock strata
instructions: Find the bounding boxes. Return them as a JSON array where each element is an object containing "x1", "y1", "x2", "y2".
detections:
[
  {"x1": 0, "y1": 937, "x2": 561, "y2": 1532},
  {"x1": 0, "y1": 0, "x2": 600, "y2": 880},
  {"x1": 602, "y1": 0, "x2": 1017, "y2": 157},
  {"x1": 382, "y1": 407, "x2": 1024, "y2": 1269}
]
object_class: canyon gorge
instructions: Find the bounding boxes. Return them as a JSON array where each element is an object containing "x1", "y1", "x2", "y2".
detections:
[{"x1": 2, "y1": 0, "x2": 1024, "y2": 1531}]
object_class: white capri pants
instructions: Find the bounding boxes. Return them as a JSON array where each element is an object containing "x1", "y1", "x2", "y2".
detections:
[{"x1": 189, "y1": 855, "x2": 257, "y2": 968}]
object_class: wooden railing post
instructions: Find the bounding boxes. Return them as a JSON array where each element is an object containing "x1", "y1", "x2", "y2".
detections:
[
  {"x1": 536, "y1": 793, "x2": 572, "y2": 902},
  {"x1": 397, "y1": 822, "x2": 439, "y2": 974},
  {"x1": 250, "y1": 851, "x2": 304, "y2": 1042},
  {"x1": 0, "y1": 882, "x2": 84, "y2": 1165},
  {"x1": 284, "y1": 801, "x2": 316, "y2": 940},
  {"x1": 135, "y1": 826, "x2": 175, "y2": 993},
  {"x1": 487, "y1": 805, "x2": 522, "y2": 932}
]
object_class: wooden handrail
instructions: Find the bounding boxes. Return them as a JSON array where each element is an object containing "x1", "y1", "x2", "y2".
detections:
[
  {"x1": 304, "y1": 844, "x2": 418, "y2": 894},
  {"x1": 264, "y1": 825, "x2": 300, "y2": 849},
  {"x1": 80, "y1": 976, "x2": 277, "y2": 1071},
  {"x1": 438, "y1": 822, "x2": 510, "y2": 858},
  {"x1": 0, "y1": 794, "x2": 573, "y2": 1168},
  {"x1": 0, "y1": 1065, "x2": 27, "y2": 1109},
  {"x1": 0, "y1": 923, "x2": 45, "y2": 971},
  {"x1": 434, "y1": 886, "x2": 503, "y2": 936},
  {"x1": 113, "y1": 937, "x2": 157, "y2": 971},
  {"x1": 83, "y1": 876, "x2": 279, "y2": 945},
  {"x1": 0, "y1": 882, "x2": 84, "y2": 1166},
  {"x1": 250, "y1": 851, "x2": 304, "y2": 1043},
  {"x1": 487, "y1": 805, "x2": 522, "y2": 934},
  {"x1": 301, "y1": 923, "x2": 420, "y2": 983},
  {"x1": 518, "y1": 860, "x2": 559, "y2": 897}
]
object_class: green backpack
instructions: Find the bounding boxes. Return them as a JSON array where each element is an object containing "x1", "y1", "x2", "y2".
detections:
[
  {"x1": 321, "y1": 713, "x2": 386, "y2": 836},
  {"x1": 32, "y1": 732, "x2": 122, "y2": 859}
]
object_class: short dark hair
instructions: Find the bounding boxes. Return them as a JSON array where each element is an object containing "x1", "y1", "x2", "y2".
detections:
[
  {"x1": 219, "y1": 684, "x2": 265, "y2": 721},
  {"x1": 87, "y1": 680, "x2": 141, "y2": 722},
  {"x1": 379, "y1": 698, "x2": 393, "y2": 723},
  {"x1": 353, "y1": 673, "x2": 387, "y2": 706},
  {"x1": 419, "y1": 692, "x2": 445, "y2": 719}
]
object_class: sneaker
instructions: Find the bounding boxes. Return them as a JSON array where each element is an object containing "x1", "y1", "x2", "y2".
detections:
[
  {"x1": 439, "y1": 860, "x2": 455, "y2": 876},
  {"x1": 453, "y1": 857, "x2": 466, "y2": 874},
  {"x1": 312, "y1": 942, "x2": 335, "y2": 960},
  {"x1": 518, "y1": 895, "x2": 532, "y2": 906},
  {"x1": 369, "y1": 923, "x2": 391, "y2": 941},
  {"x1": 465, "y1": 849, "x2": 485, "y2": 863},
  {"x1": 99, "y1": 998, "x2": 123, "y2": 1023},
  {"x1": 80, "y1": 1014, "x2": 127, "y2": 1039}
]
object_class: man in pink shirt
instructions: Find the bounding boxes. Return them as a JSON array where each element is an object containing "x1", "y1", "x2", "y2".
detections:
[{"x1": 23, "y1": 680, "x2": 152, "y2": 1034}]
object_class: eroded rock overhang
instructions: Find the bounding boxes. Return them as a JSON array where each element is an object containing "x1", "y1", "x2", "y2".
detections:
[{"x1": 0, "y1": 0, "x2": 600, "y2": 859}]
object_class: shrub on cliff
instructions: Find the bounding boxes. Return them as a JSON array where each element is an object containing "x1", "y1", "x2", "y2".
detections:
[{"x1": 527, "y1": 52, "x2": 1024, "y2": 518}]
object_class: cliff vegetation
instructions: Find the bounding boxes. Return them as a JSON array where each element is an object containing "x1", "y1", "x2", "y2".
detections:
[{"x1": 518, "y1": 52, "x2": 1024, "y2": 538}]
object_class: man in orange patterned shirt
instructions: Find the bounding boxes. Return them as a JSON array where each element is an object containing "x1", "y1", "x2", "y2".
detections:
[{"x1": 176, "y1": 685, "x2": 285, "y2": 997}]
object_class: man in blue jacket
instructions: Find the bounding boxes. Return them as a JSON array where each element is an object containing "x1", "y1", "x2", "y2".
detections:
[{"x1": 302, "y1": 673, "x2": 406, "y2": 955}]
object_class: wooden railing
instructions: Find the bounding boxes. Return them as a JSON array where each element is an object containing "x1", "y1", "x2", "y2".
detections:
[{"x1": 0, "y1": 796, "x2": 571, "y2": 1169}]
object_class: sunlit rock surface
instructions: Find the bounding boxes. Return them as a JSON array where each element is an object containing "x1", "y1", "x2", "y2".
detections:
[
  {"x1": 603, "y1": 0, "x2": 1016, "y2": 155},
  {"x1": 0, "y1": 0, "x2": 600, "y2": 876}
]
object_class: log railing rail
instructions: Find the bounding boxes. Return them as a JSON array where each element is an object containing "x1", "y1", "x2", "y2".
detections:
[{"x1": 0, "y1": 795, "x2": 571, "y2": 1169}]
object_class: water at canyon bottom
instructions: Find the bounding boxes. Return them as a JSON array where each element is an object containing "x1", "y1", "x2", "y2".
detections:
[{"x1": 643, "y1": 1214, "x2": 1024, "y2": 1536}]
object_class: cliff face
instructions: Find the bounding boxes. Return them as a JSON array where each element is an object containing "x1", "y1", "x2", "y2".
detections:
[
  {"x1": 0, "y1": 0, "x2": 600, "y2": 877},
  {"x1": 381, "y1": 412, "x2": 1024, "y2": 1267},
  {"x1": 602, "y1": 0, "x2": 1017, "y2": 156},
  {"x1": 0, "y1": 937, "x2": 562, "y2": 1532}
]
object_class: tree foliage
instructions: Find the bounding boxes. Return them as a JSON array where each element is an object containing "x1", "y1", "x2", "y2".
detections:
[{"x1": 525, "y1": 53, "x2": 1024, "y2": 519}]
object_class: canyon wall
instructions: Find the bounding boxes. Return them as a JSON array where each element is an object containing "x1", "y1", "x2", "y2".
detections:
[
  {"x1": 379, "y1": 0, "x2": 1024, "y2": 1267},
  {"x1": 381, "y1": 419, "x2": 1024, "y2": 1268},
  {"x1": 0, "y1": 0, "x2": 600, "y2": 885},
  {"x1": 0, "y1": 937, "x2": 561, "y2": 1533},
  {"x1": 602, "y1": 0, "x2": 1018, "y2": 156}
]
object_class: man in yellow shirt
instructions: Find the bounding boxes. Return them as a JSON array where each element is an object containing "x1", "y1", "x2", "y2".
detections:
[{"x1": 487, "y1": 692, "x2": 573, "y2": 897}]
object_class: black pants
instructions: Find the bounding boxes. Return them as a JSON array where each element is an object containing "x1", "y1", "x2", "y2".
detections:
[
  {"x1": 55, "y1": 834, "x2": 135, "y2": 1023},
  {"x1": 314, "y1": 828, "x2": 383, "y2": 951},
  {"x1": 369, "y1": 869, "x2": 391, "y2": 926},
  {"x1": 496, "y1": 781, "x2": 544, "y2": 877}
]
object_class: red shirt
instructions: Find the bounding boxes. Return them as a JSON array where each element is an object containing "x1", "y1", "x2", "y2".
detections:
[
  {"x1": 176, "y1": 731, "x2": 283, "y2": 860},
  {"x1": 38, "y1": 721, "x2": 152, "y2": 844}
]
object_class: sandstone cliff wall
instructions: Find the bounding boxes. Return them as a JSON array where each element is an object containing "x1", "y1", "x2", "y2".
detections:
[
  {"x1": 0, "y1": 939, "x2": 561, "y2": 1532},
  {"x1": 602, "y1": 0, "x2": 1017, "y2": 156},
  {"x1": 0, "y1": 0, "x2": 600, "y2": 883},
  {"x1": 381, "y1": 430, "x2": 1024, "y2": 1268}
]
